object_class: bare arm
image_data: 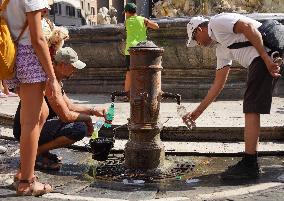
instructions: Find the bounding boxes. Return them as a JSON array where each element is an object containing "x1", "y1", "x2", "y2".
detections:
[
  {"x1": 187, "y1": 66, "x2": 230, "y2": 121},
  {"x1": 144, "y1": 18, "x2": 159, "y2": 30},
  {"x1": 46, "y1": 88, "x2": 92, "y2": 123},
  {"x1": 27, "y1": 10, "x2": 60, "y2": 96},
  {"x1": 63, "y1": 94, "x2": 106, "y2": 118},
  {"x1": 233, "y1": 20, "x2": 281, "y2": 77}
]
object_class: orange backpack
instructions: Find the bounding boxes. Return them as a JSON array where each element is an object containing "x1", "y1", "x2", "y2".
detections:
[{"x1": 0, "y1": 0, "x2": 27, "y2": 79}]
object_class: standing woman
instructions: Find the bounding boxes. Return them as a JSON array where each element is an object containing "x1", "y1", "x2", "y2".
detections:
[{"x1": 2, "y1": 0, "x2": 60, "y2": 196}]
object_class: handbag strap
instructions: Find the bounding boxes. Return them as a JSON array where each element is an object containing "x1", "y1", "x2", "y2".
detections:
[
  {"x1": 14, "y1": 20, "x2": 28, "y2": 44},
  {"x1": 43, "y1": 16, "x2": 54, "y2": 31},
  {"x1": 227, "y1": 41, "x2": 252, "y2": 49}
]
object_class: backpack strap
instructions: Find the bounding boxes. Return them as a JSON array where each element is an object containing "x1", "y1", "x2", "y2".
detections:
[
  {"x1": 0, "y1": 0, "x2": 27, "y2": 44},
  {"x1": 14, "y1": 20, "x2": 28, "y2": 44},
  {"x1": 0, "y1": 0, "x2": 10, "y2": 14},
  {"x1": 227, "y1": 41, "x2": 252, "y2": 49}
]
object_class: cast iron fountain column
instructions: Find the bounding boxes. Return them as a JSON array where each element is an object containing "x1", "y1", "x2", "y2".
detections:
[{"x1": 124, "y1": 41, "x2": 179, "y2": 169}]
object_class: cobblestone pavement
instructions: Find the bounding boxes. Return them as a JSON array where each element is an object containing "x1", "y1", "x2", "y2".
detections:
[{"x1": 0, "y1": 138, "x2": 283, "y2": 201}]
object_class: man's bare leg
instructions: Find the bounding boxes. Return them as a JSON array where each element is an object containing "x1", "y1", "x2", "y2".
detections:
[
  {"x1": 244, "y1": 113, "x2": 260, "y2": 154},
  {"x1": 124, "y1": 71, "x2": 131, "y2": 92},
  {"x1": 220, "y1": 113, "x2": 261, "y2": 180},
  {"x1": 37, "y1": 136, "x2": 75, "y2": 156}
]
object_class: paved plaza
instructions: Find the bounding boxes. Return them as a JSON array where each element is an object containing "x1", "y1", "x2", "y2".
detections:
[{"x1": 0, "y1": 94, "x2": 283, "y2": 200}]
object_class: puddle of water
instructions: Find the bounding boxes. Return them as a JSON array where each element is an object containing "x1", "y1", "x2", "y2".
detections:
[
  {"x1": 185, "y1": 178, "x2": 200, "y2": 185},
  {"x1": 277, "y1": 174, "x2": 284, "y2": 182}
]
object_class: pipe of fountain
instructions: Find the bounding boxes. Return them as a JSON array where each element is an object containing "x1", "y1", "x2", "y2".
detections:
[
  {"x1": 111, "y1": 91, "x2": 129, "y2": 102},
  {"x1": 161, "y1": 92, "x2": 181, "y2": 105},
  {"x1": 124, "y1": 41, "x2": 181, "y2": 170}
]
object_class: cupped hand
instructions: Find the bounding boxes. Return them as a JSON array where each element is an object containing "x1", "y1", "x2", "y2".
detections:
[
  {"x1": 92, "y1": 107, "x2": 106, "y2": 118},
  {"x1": 183, "y1": 109, "x2": 202, "y2": 123},
  {"x1": 265, "y1": 57, "x2": 282, "y2": 78}
]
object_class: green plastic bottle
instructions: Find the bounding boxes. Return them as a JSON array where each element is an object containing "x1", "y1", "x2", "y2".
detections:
[{"x1": 104, "y1": 103, "x2": 114, "y2": 128}]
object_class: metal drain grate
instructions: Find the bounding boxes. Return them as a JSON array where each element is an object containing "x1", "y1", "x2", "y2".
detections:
[{"x1": 94, "y1": 155, "x2": 195, "y2": 182}]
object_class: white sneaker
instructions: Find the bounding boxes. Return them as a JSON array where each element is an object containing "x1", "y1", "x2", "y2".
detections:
[{"x1": 0, "y1": 145, "x2": 7, "y2": 154}]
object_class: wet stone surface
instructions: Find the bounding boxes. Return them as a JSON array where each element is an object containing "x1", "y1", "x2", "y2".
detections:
[
  {"x1": 92, "y1": 154, "x2": 195, "y2": 182},
  {"x1": 0, "y1": 138, "x2": 284, "y2": 200}
]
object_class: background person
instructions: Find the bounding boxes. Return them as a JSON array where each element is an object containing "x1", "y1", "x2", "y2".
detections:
[{"x1": 123, "y1": 3, "x2": 159, "y2": 94}]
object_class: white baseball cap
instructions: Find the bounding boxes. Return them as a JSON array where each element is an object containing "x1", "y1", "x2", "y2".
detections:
[
  {"x1": 55, "y1": 47, "x2": 86, "y2": 69},
  {"x1": 186, "y1": 16, "x2": 209, "y2": 47}
]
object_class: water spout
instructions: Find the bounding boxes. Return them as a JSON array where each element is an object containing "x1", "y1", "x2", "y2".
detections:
[{"x1": 161, "y1": 92, "x2": 181, "y2": 105}]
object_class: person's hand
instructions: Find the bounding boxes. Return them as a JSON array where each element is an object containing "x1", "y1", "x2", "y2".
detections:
[
  {"x1": 45, "y1": 78, "x2": 61, "y2": 99},
  {"x1": 264, "y1": 55, "x2": 282, "y2": 78},
  {"x1": 181, "y1": 111, "x2": 197, "y2": 130},
  {"x1": 91, "y1": 107, "x2": 106, "y2": 118},
  {"x1": 85, "y1": 119, "x2": 94, "y2": 137},
  {"x1": 181, "y1": 109, "x2": 200, "y2": 130},
  {"x1": 184, "y1": 109, "x2": 202, "y2": 122}
]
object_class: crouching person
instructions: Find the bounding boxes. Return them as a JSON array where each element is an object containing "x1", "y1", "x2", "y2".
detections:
[{"x1": 13, "y1": 47, "x2": 107, "y2": 171}]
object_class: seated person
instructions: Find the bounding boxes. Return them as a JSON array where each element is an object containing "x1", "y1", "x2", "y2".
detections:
[{"x1": 13, "y1": 47, "x2": 107, "y2": 171}]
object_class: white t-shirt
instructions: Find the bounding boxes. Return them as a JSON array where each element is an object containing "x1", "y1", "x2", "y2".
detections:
[
  {"x1": 208, "y1": 13, "x2": 264, "y2": 69},
  {"x1": 2, "y1": 0, "x2": 49, "y2": 45}
]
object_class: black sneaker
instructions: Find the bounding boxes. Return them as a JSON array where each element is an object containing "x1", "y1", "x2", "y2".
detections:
[{"x1": 221, "y1": 158, "x2": 261, "y2": 180}]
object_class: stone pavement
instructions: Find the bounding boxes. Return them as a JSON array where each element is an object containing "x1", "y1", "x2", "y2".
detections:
[
  {"x1": 0, "y1": 94, "x2": 284, "y2": 141},
  {"x1": 0, "y1": 94, "x2": 284, "y2": 200},
  {"x1": 0, "y1": 94, "x2": 284, "y2": 154},
  {"x1": 0, "y1": 140, "x2": 283, "y2": 201}
]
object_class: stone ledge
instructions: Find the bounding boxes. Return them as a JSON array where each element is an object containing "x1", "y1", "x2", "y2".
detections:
[
  {"x1": 0, "y1": 113, "x2": 14, "y2": 127},
  {"x1": 1, "y1": 113, "x2": 283, "y2": 142}
]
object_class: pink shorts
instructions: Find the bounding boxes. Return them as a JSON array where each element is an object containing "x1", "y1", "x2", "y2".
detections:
[{"x1": 4, "y1": 44, "x2": 47, "y2": 89}]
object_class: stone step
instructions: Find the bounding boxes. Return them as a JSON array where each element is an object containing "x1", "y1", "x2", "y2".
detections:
[
  {"x1": 1, "y1": 119, "x2": 283, "y2": 142},
  {"x1": 74, "y1": 138, "x2": 284, "y2": 155}
]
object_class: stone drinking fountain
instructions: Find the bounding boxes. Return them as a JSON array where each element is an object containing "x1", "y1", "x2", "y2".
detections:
[
  {"x1": 65, "y1": 3, "x2": 284, "y2": 180},
  {"x1": 111, "y1": 41, "x2": 181, "y2": 170}
]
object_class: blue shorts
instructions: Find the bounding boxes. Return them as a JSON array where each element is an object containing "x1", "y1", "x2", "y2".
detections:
[
  {"x1": 13, "y1": 118, "x2": 87, "y2": 145},
  {"x1": 38, "y1": 119, "x2": 87, "y2": 145}
]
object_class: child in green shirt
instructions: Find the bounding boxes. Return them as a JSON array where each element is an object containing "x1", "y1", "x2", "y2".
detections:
[{"x1": 124, "y1": 3, "x2": 159, "y2": 94}]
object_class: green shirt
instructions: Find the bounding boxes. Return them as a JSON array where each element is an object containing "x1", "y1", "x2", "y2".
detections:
[{"x1": 124, "y1": 15, "x2": 147, "y2": 55}]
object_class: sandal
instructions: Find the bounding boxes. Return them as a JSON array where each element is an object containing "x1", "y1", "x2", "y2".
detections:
[
  {"x1": 16, "y1": 177, "x2": 52, "y2": 196},
  {"x1": 35, "y1": 155, "x2": 62, "y2": 171},
  {"x1": 44, "y1": 152, "x2": 62, "y2": 163},
  {"x1": 13, "y1": 175, "x2": 38, "y2": 190}
]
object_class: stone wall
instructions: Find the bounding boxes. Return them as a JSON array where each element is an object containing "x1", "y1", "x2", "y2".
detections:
[
  {"x1": 64, "y1": 13, "x2": 284, "y2": 99},
  {"x1": 152, "y1": 0, "x2": 284, "y2": 18}
]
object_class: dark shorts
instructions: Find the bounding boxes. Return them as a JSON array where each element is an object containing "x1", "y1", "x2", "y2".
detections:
[
  {"x1": 125, "y1": 55, "x2": 130, "y2": 71},
  {"x1": 13, "y1": 118, "x2": 87, "y2": 145},
  {"x1": 38, "y1": 119, "x2": 87, "y2": 145},
  {"x1": 243, "y1": 56, "x2": 275, "y2": 114}
]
